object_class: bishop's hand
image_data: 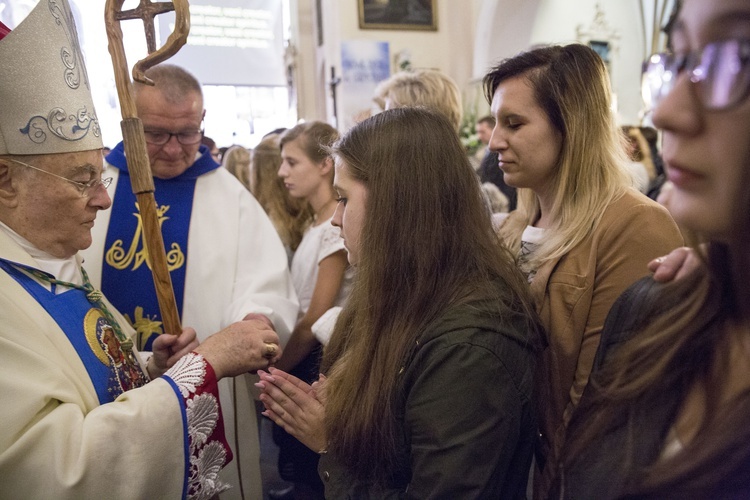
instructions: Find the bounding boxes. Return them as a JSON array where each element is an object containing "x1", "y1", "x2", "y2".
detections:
[{"x1": 195, "y1": 319, "x2": 282, "y2": 379}]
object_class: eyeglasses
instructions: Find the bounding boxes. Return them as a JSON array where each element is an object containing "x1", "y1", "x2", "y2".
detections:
[
  {"x1": 6, "y1": 159, "x2": 112, "y2": 197},
  {"x1": 143, "y1": 129, "x2": 204, "y2": 146},
  {"x1": 643, "y1": 39, "x2": 750, "y2": 111}
]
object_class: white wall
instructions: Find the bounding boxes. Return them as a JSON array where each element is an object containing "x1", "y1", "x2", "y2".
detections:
[
  {"x1": 477, "y1": 0, "x2": 673, "y2": 125},
  {"x1": 295, "y1": 0, "x2": 479, "y2": 124},
  {"x1": 293, "y1": 0, "x2": 671, "y2": 127}
]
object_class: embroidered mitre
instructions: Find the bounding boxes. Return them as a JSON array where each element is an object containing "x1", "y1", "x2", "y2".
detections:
[{"x1": 0, "y1": 0, "x2": 101, "y2": 155}]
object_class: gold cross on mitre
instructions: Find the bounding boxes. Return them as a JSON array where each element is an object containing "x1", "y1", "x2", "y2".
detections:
[{"x1": 115, "y1": 0, "x2": 176, "y2": 54}]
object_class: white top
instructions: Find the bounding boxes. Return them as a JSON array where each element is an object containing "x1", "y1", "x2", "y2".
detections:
[
  {"x1": 492, "y1": 213, "x2": 547, "y2": 282},
  {"x1": 626, "y1": 161, "x2": 650, "y2": 194},
  {"x1": 518, "y1": 224, "x2": 546, "y2": 282},
  {"x1": 290, "y1": 216, "x2": 353, "y2": 317}
]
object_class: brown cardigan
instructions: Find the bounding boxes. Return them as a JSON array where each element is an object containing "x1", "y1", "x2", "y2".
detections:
[{"x1": 498, "y1": 189, "x2": 683, "y2": 494}]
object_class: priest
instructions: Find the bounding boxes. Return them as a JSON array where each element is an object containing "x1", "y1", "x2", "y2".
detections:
[{"x1": 81, "y1": 62, "x2": 299, "y2": 498}]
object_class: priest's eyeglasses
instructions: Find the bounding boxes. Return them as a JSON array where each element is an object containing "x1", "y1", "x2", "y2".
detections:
[
  {"x1": 6, "y1": 159, "x2": 113, "y2": 197},
  {"x1": 643, "y1": 39, "x2": 750, "y2": 111},
  {"x1": 143, "y1": 129, "x2": 204, "y2": 146}
]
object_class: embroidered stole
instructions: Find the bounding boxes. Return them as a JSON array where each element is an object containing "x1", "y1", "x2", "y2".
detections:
[
  {"x1": 0, "y1": 259, "x2": 148, "y2": 403},
  {"x1": 102, "y1": 143, "x2": 220, "y2": 350}
]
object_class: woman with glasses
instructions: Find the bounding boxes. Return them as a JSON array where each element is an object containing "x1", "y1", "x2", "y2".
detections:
[
  {"x1": 482, "y1": 44, "x2": 685, "y2": 497},
  {"x1": 555, "y1": 0, "x2": 750, "y2": 497}
]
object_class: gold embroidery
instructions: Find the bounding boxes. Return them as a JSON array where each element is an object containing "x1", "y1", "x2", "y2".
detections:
[
  {"x1": 84, "y1": 308, "x2": 111, "y2": 364},
  {"x1": 105, "y1": 203, "x2": 185, "y2": 271},
  {"x1": 124, "y1": 306, "x2": 164, "y2": 351}
]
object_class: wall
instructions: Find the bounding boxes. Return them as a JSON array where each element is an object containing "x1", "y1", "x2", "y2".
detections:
[
  {"x1": 294, "y1": 0, "x2": 671, "y2": 127},
  {"x1": 294, "y1": 0, "x2": 479, "y2": 126},
  {"x1": 477, "y1": 0, "x2": 674, "y2": 125}
]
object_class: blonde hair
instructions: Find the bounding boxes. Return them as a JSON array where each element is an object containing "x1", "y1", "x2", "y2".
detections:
[
  {"x1": 250, "y1": 134, "x2": 312, "y2": 250},
  {"x1": 222, "y1": 145, "x2": 251, "y2": 190},
  {"x1": 484, "y1": 44, "x2": 631, "y2": 267},
  {"x1": 374, "y1": 69, "x2": 463, "y2": 131}
]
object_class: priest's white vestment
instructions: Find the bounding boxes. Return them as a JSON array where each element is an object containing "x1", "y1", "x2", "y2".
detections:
[{"x1": 83, "y1": 160, "x2": 299, "y2": 500}]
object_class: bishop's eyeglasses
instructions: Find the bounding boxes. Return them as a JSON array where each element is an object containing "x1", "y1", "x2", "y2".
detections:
[
  {"x1": 5, "y1": 158, "x2": 112, "y2": 197},
  {"x1": 643, "y1": 38, "x2": 750, "y2": 111}
]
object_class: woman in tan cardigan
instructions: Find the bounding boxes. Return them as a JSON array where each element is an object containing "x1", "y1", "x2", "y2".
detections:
[{"x1": 483, "y1": 43, "x2": 684, "y2": 496}]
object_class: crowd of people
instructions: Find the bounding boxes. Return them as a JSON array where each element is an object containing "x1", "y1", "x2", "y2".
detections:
[{"x1": 1, "y1": 0, "x2": 748, "y2": 498}]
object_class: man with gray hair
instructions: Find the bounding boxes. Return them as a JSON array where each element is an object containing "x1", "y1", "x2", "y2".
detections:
[
  {"x1": 0, "y1": 1, "x2": 282, "y2": 497},
  {"x1": 82, "y1": 63, "x2": 299, "y2": 499}
]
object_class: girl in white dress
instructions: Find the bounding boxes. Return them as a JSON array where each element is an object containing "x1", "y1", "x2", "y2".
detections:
[{"x1": 273, "y1": 121, "x2": 352, "y2": 499}]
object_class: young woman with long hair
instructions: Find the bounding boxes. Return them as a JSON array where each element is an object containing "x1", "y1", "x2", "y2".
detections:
[
  {"x1": 249, "y1": 133, "x2": 312, "y2": 253},
  {"x1": 482, "y1": 43, "x2": 685, "y2": 495},
  {"x1": 557, "y1": 0, "x2": 750, "y2": 497},
  {"x1": 271, "y1": 121, "x2": 352, "y2": 499},
  {"x1": 257, "y1": 107, "x2": 543, "y2": 498}
]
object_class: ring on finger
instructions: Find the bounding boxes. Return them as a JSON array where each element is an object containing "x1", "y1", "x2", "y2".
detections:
[{"x1": 263, "y1": 342, "x2": 278, "y2": 358}]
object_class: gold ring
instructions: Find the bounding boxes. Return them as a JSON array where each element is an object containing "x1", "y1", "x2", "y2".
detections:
[{"x1": 263, "y1": 342, "x2": 278, "y2": 358}]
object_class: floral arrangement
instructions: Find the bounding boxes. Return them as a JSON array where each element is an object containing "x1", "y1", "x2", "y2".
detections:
[
  {"x1": 459, "y1": 116, "x2": 480, "y2": 155},
  {"x1": 459, "y1": 81, "x2": 487, "y2": 155}
]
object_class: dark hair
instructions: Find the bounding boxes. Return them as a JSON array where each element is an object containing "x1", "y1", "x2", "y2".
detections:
[
  {"x1": 322, "y1": 107, "x2": 541, "y2": 482},
  {"x1": 201, "y1": 136, "x2": 216, "y2": 150}
]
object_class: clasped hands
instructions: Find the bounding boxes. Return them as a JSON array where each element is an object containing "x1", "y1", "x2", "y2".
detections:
[{"x1": 256, "y1": 368, "x2": 329, "y2": 454}]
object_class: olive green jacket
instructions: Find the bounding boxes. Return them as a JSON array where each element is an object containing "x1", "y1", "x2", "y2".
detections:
[{"x1": 318, "y1": 297, "x2": 541, "y2": 499}]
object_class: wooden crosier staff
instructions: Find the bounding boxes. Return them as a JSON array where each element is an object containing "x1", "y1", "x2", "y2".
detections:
[{"x1": 103, "y1": 0, "x2": 190, "y2": 335}]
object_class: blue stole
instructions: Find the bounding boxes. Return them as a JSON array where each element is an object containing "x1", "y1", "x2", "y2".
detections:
[
  {"x1": 102, "y1": 143, "x2": 220, "y2": 350},
  {"x1": 0, "y1": 259, "x2": 147, "y2": 404}
]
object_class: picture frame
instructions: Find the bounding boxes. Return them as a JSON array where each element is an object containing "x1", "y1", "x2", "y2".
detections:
[
  {"x1": 588, "y1": 39, "x2": 612, "y2": 74},
  {"x1": 358, "y1": 0, "x2": 438, "y2": 31},
  {"x1": 575, "y1": 2, "x2": 619, "y2": 81}
]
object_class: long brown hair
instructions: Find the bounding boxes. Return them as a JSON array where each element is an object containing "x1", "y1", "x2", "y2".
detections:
[
  {"x1": 250, "y1": 134, "x2": 311, "y2": 250},
  {"x1": 321, "y1": 107, "x2": 541, "y2": 482}
]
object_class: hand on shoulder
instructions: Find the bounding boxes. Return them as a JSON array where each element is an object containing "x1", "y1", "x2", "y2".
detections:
[{"x1": 648, "y1": 246, "x2": 702, "y2": 283}]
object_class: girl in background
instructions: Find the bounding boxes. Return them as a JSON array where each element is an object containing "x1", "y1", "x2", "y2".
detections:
[
  {"x1": 250, "y1": 133, "x2": 312, "y2": 255},
  {"x1": 222, "y1": 145, "x2": 251, "y2": 190},
  {"x1": 272, "y1": 121, "x2": 352, "y2": 499}
]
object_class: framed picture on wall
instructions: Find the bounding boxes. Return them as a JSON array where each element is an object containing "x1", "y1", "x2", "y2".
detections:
[
  {"x1": 589, "y1": 39, "x2": 611, "y2": 73},
  {"x1": 358, "y1": 0, "x2": 438, "y2": 31}
]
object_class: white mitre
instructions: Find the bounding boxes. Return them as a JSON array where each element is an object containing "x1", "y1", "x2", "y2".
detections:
[{"x1": 0, "y1": 0, "x2": 102, "y2": 155}]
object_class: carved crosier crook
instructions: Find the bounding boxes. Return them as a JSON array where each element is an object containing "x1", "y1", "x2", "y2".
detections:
[{"x1": 104, "y1": 0, "x2": 191, "y2": 336}]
